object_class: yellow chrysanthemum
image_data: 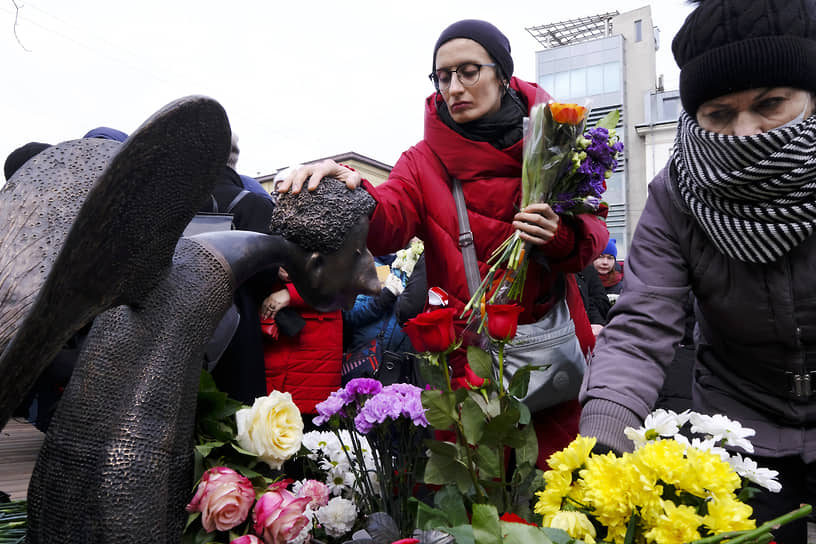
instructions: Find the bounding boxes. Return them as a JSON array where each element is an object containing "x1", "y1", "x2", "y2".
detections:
[
  {"x1": 579, "y1": 452, "x2": 661, "y2": 528},
  {"x1": 703, "y1": 496, "x2": 756, "y2": 534},
  {"x1": 535, "y1": 470, "x2": 573, "y2": 516},
  {"x1": 684, "y1": 447, "x2": 741, "y2": 497},
  {"x1": 643, "y1": 501, "x2": 704, "y2": 544},
  {"x1": 547, "y1": 435, "x2": 596, "y2": 473},
  {"x1": 632, "y1": 440, "x2": 693, "y2": 492},
  {"x1": 547, "y1": 511, "x2": 597, "y2": 544}
]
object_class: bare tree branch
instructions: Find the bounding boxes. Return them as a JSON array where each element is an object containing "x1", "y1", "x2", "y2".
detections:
[{"x1": 11, "y1": 0, "x2": 31, "y2": 52}]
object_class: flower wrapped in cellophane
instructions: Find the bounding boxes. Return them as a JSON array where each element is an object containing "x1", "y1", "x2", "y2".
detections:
[
  {"x1": 463, "y1": 100, "x2": 623, "y2": 330},
  {"x1": 535, "y1": 410, "x2": 812, "y2": 544}
]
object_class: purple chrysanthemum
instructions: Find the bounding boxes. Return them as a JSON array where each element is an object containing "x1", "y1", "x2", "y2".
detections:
[{"x1": 354, "y1": 391, "x2": 402, "y2": 434}]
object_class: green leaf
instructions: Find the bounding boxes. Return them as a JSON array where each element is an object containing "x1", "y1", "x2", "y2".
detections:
[
  {"x1": 501, "y1": 521, "x2": 560, "y2": 544},
  {"x1": 461, "y1": 396, "x2": 486, "y2": 444},
  {"x1": 230, "y1": 442, "x2": 258, "y2": 457},
  {"x1": 467, "y1": 345, "x2": 494, "y2": 379},
  {"x1": 434, "y1": 485, "x2": 470, "y2": 527},
  {"x1": 424, "y1": 438, "x2": 459, "y2": 458},
  {"x1": 471, "y1": 504, "x2": 502, "y2": 544},
  {"x1": 475, "y1": 443, "x2": 501, "y2": 479},
  {"x1": 445, "y1": 524, "x2": 476, "y2": 544},
  {"x1": 539, "y1": 526, "x2": 575, "y2": 544},
  {"x1": 516, "y1": 399, "x2": 531, "y2": 425},
  {"x1": 421, "y1": 389, "x2": 458, "y2": 429},
  {"x1": 424, "y1": 451, "x2": 473, "y2": 493},
  {"x1": 415, "y1": 500, "x2": 451, "y2": 531},
  {"x1": 595, "y1": 109, "x2": 620, "y2": 130},
  {"x1": 481, "y1": 405, "x2": 521, "y2": 447},
  {"x1": 514, "y1": 423, "x2": 539, "y2": 470}
]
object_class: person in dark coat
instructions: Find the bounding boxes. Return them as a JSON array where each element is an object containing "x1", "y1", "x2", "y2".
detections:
[
  {"x1": 580, "y1": 1, "x2": 816, "y2": 541},
  {"x1": 575, "y1": 262, "x2": 610, "y2": 337}
]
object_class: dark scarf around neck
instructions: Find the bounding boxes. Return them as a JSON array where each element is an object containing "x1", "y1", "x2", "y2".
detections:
[
  {"x1": 436, "y1": 88, "x2": 527, "y2": 149},
  {"x1": 673, "y1": 110, "x2": 816, "y2": 264}
]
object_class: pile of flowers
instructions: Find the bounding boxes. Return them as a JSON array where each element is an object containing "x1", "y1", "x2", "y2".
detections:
[
  {"x1": 464, "y1": 101, "x2": 623, "y2": 326},
  {"x1": 535, "y1": 409, "x2": 804, "y2": 544}
]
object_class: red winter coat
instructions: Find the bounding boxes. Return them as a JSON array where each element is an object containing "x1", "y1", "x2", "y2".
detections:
[
  {"x1": 261, "y1": 283, "x2": 342, "y2": 414},
  {"x1": 361, "y1": 78, "x2": 609, "y2": 467}
]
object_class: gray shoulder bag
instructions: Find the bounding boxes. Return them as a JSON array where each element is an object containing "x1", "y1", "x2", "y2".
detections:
[{"x1": 451, "y1": 178, "x2": 586, "y2": 412}]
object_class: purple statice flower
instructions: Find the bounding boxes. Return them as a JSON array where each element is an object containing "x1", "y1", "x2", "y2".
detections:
[
  {"x1": 354, "y1": 391, "x2": 402, "y2": 434},
  {"x1": 345, "y1": 378, "x2": 383, "y2": 398},
  {"x1": 313, "y1": 389, "x2": 349, "y2": 426}
]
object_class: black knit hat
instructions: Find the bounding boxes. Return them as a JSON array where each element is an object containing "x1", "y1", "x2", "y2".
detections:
[
  {"x1": 432, "y1": 19, "x2": 513, "y2": 81},
  {"x1": 672, "y1": 0, "x2": 816, "y2": 115},
  {"x1": 4, "y1": 141, "x2": 51, "y2": 181}
]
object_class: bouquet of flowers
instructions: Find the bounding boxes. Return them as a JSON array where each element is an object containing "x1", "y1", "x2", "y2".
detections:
[
  {"x1": 535, "y1": 409, "x2": 811, "y2": 544},
  {"x1": 310, "y1": 378, "x2": 430, "y2": 539},
  {"x1": 463, "y1": 100, "x2": 623, "y2": 329}
]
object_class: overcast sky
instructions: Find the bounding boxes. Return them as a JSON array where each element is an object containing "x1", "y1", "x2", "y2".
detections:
[{"x1": 1, "y1": 0, "x2": 695, "y2": 181}]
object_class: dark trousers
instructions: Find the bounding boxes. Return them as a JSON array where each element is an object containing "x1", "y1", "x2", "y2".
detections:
[{"x1": 747, "y1": 454, "x2": 816, "y2": 544}]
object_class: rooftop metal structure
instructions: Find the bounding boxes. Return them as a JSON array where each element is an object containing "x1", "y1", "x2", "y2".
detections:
[{"x1": 526, "y1": 11, "x2": 620, "y2": 49}]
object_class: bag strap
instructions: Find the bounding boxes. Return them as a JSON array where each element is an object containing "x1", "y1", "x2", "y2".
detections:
[
  {"x1": 451, "y1": 178, "x2": 482, "y2": 298},
  {"x1": 209, "y1": 194, "x2": 219, "y2": 213},
  {"x1": 226, "y1": 189, "x2": 250, "y2": 213}
]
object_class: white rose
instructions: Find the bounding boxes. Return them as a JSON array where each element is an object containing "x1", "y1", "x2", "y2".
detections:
[{"x1": 235, "y1": 391, "x2": 304, "y2": 470}]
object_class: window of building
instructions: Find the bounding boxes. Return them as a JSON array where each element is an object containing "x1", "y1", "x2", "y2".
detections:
[
  {"x1": 603, "y1": 62, "x2": 621, "y2": 93},
  {"x1": 587, "y1": 65, "x2": 604, "y2": 95},
  {"x1": 635, "y1": 19, "x2": 643, "y2": 43},
  {"x1": 570, "y1": 68, "x2": 587, "y2": 99},
  {"x1": 554, "y1": 71, "x2": 571, "y2": 100}
]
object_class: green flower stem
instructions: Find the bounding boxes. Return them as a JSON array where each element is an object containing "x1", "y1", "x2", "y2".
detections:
[
  {"x1": 497, "y1": 343, "x2": 506, "y2": 398},
  {"x1": 440, "y1": 352, "x2": 453, "y2": 393},
  {"x1": 688, "y1": 504, "x2": 812, "y2": 544}
]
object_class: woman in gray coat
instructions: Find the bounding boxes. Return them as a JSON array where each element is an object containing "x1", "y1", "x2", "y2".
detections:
[{"x1": 579, "y1": 1, "x2": 816, "y2": 542}]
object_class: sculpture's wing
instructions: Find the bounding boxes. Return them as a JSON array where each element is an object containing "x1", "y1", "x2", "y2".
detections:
[{"x1": 0, "y1": 95, "x2": 231, "y2": 428}]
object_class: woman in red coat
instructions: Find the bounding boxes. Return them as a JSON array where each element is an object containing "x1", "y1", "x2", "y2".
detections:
[{"x1": 279, "y1": 20, "x2": 608, "y2": 467}]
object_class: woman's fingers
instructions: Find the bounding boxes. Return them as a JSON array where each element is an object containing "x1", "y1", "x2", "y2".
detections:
[
  {"x1": 513, "y1": 203, "x2": 560, "y2": 245},
  {"x1": 276, "y1": 160, "x2": 362, "y2": 194}
]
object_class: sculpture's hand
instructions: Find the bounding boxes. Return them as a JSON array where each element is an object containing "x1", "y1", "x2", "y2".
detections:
[
  {"x1": 261, "y1": 288, "x2": 291, "y2": 320},
  {"x1": 276, "y1": 159, "x2": 362, "y2": 194}
]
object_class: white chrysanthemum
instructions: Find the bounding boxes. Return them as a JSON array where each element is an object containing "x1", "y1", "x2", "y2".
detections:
[
  {"x1": 728, "y1": 453, "x2": 782, "y2": 492},
  {"x1": 302, "y1": 430, "x2": 331, "y2": 458},
  {"x1": 326, "y1": 466, "x2": 354, "y2": 496},
  {"x1": 316, "y1": 497, "x2": 358, "y2": 538},
  {"x1": 625, "y1": 409, "x2": 690, "y2": 448},
  {"x1": 689, "y1": 413, "x2": 755, "y2": 452},
  {"x1": 673, "y1": 435, "x2": 730, "y2": 462}
]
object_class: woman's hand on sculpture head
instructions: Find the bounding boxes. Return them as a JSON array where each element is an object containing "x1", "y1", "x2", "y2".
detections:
[
  {"x1": 275, "y1": 159, "x2": 362, "y2": 194},
  {"x1": 261, "y1": 288, "x2": 291, "y2": 320},
  {"x1": 512, "y1": 202, "x2": 560, "y2": 246}
]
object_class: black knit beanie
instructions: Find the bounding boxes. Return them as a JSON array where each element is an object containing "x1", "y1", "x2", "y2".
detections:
[
  {"x1": 432, "y1": 19, "x2": 514, "y2": 81},
  {"x1": 672, "y1": 0, "x2": 816, "y2": 115},
  {"x1": 4, "y1": 141, "x2": 51, "y2": 181}
]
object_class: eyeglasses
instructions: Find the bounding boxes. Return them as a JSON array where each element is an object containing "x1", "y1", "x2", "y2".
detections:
[{"x1": 428, "y1": 62, "x2": 497, "y2": 91}]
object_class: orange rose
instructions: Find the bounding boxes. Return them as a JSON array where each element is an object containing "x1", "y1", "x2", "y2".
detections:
[{"x1": 550, "y1": 102, "x2": 588, "y2": 125}]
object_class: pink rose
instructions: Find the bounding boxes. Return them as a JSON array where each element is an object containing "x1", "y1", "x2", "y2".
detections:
[
  {"x1": 186, "y1": 466, "x2": 256, "y2": 533},
  {"x1": 253, "y1": 481, "x2": 311, "y2": 544},
  {"x1": 231, "y1": 536, "x2": 262, "y2": 544},
  {"x1": 296, "y1": 479, "x2": 330, "y2": 508}
]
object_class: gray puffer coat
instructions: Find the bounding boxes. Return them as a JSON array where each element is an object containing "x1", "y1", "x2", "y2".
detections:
[{"x1": 580, "y1": 164, "x2": 816, "y2": 461}]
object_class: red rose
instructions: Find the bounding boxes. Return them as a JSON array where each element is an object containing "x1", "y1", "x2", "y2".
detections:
[
  {"x1": 500, "y1": 512, "x2": 537, "y2": 526},
  {"x1": 403, "y1": 307, "x2": 458, "y2": 353},
  {"x1": 464, "y1": 363, "x2": 486, "y2": 388},
  {"x1": 485, "y1": 304, "x2": 523, "y2": 341}
]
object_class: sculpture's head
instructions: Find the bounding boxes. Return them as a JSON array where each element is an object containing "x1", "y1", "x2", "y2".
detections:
[{"x1": 270, "y1": 177, "x2": 381, "y2": 311}]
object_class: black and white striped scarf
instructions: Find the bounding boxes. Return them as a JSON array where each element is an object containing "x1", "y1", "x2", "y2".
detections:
[{"x1": 673, "y1": 111, "x2": 816, "y2": 263}]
